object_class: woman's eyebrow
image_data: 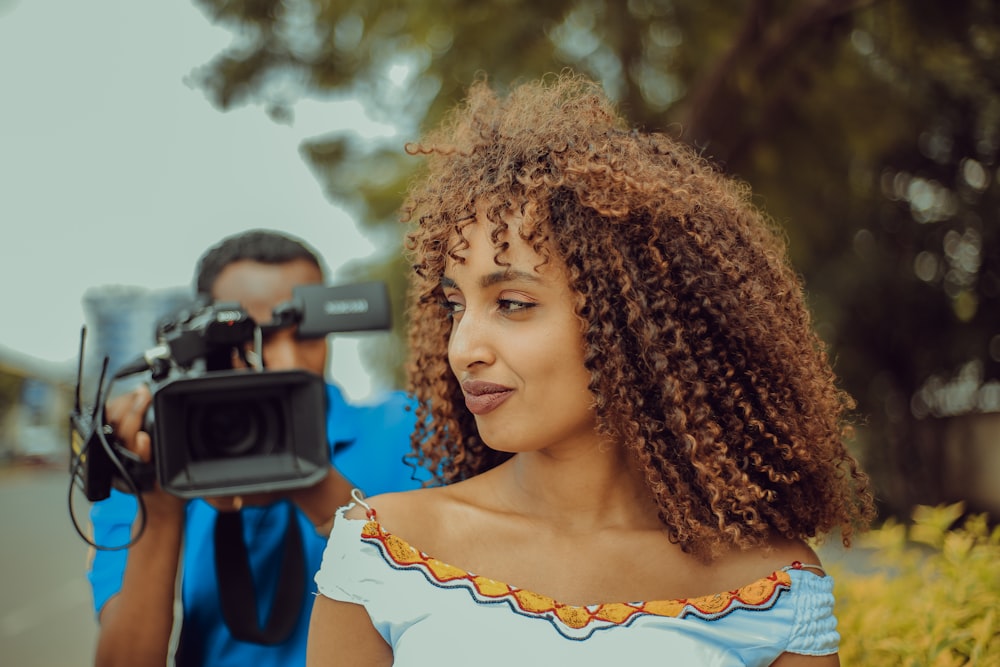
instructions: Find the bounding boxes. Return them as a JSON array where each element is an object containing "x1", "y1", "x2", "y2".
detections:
[{"x1": 441, "y1": 269, "x2": 542, "y2": 290}]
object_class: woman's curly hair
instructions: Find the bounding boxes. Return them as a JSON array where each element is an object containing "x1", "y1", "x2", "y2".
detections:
[{"x1": 401, "y1": 71, "x2": 874, "y2": 558}]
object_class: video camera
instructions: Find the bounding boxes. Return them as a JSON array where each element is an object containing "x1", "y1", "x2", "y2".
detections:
[{"x1": 70, "y1": 281, "x2": 391, "y2": 502}]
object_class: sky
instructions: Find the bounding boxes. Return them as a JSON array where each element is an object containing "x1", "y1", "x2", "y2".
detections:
[{"x1": 0, "y1": 0, "x2": 397, "y2": 399}]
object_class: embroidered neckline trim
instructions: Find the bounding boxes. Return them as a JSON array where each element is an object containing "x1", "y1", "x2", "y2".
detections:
[{"x1": 359, "y1": 519, "x2": 794, "y2": 640}]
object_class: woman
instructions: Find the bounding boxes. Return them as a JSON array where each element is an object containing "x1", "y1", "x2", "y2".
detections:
[{"x1": 307, "y1": 72, "x2": 874, "y2": 666}]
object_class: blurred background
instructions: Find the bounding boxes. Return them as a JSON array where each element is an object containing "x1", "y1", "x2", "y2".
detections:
[{"x1": 2, "y1": 0, "x2": 998, "y2": 665}]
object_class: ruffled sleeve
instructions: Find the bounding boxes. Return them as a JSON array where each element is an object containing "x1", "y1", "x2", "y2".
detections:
[
  {"x1": 783, "y1": 569, "x2": 840, "y2": 656},
  {"x1": 314, "y1": 504, "x2": 429, "y2": 648},
  {"x1": 314, "y1": 505, "x2": 371, "y2": 604}
]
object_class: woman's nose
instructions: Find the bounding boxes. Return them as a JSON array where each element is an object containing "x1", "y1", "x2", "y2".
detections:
[{"x1": 448, "y1": 310, "x2": 496, "y2": 370}]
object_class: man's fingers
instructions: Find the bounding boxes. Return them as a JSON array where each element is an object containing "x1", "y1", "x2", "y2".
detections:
[
  {"x1": 104, "y1": 387, "x2": 153, "y2": 453},
  {"x1": 134, "y1": 431, "x2": 153, "y2": 464}
]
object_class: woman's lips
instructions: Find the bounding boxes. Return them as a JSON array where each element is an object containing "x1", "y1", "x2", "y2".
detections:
[{"x1": 461, "y1": 380, "x2": 514, "y2": 415}]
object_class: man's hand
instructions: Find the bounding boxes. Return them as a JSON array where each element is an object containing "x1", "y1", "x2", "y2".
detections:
[
  {"x1": 103, "y1": 385, "x2": 184, "y2": 516},
  {"x1": 94, "y1": 385, "x2": 187, "y2": 667},
  {"x1": 285, "y1": 466, "x2": 356, "y2": 535},
  {"x1": 103, "y1": 385, "x2": 154, "y2": 461}
]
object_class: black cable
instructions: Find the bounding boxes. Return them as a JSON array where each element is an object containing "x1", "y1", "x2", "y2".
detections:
[{"x1": 66, "y1": 360, "x2": 150, "y2": 551}]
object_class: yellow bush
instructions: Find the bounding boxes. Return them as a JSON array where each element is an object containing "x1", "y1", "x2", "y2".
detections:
[{"x1": 827, "y1": 503, "x2": 1000, "y2": 666}]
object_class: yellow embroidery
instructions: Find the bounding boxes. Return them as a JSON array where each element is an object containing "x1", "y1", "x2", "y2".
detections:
[
  {"x1": 594, "y1": 603, "x2": 643, "y2": 624},
  {"x1": 643, "y1": 598, "x2": 688, "y2": 617},
  {"x1": 471, "y1": 576, "x2": 510, "y2": 597}
]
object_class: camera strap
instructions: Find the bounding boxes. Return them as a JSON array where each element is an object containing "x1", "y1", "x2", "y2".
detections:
[{"x1": 213, "y1": 504, "x2": 305, "y2": 645}]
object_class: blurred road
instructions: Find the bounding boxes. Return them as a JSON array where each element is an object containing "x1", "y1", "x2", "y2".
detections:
[{"x1": 0, "y1": 462, "x2": 98, "y2": 667}]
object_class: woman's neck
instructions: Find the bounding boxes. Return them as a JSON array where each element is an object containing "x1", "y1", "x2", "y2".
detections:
[{"x1": 488, "y1": 443, "x2": 661, "y2": 533}]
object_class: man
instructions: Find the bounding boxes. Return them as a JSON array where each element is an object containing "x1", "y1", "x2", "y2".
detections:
[{"x1": 87, "y1": 229, "x2": 422, "y2": 666}]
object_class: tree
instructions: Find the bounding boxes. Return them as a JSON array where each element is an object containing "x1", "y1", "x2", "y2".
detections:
[{"x1": 189, "y1": 0, "x2": 1000, "y2": 517}]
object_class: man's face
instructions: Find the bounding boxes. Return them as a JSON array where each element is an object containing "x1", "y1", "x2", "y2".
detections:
[{"x1": 210, "y1": 258, "x2": 328, "y2": 376}]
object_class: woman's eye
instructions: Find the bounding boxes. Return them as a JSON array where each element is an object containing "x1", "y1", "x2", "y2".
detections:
[
  {"x1": 442, "y1": 299, "x2": 465, "y2": 317},
  {"x1": 498, "y1": 299, "x2": 534, "y2": 314}
]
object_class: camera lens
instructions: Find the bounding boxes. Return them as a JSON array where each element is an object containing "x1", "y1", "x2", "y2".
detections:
[{"x1": 187, "y1": 398, "x2": 282, "y2": 460}]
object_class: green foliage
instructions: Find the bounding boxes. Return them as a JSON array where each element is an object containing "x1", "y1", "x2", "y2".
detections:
[{"x1": 830, "y1": 503, "x2": 1000, "y2": 665}]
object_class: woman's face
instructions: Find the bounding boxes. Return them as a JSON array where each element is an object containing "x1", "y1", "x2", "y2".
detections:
[{"x1": 442, "y1": 209, "x2": 599, "y2": 456}]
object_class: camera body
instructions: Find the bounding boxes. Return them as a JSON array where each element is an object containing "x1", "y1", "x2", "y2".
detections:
[
  {"x1": 147, "y1": 367, "x2": 328, "y2": 499},
  {"x1": 70, "y1": 281, "x2": 392, "y2": 501}
]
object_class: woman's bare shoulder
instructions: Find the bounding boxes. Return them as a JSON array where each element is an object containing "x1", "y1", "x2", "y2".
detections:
[
  {"x1": 342, "y1": 485, "x2": 462, "y2": 536},
  {"x1": 763, "y1": 536, "x2": 826, "y2": 574},
  {"x1": 706, "y1": 536, "x2": 827, "y2": 591}
]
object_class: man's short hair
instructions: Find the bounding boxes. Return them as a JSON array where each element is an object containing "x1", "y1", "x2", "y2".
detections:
[{"x1": 194, "y1": 229, "x2": 326, "y2": 296}]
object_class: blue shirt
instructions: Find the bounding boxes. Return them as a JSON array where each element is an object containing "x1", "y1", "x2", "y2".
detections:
[{"x1": 87, "y1": 383, "x2": 423, "y2": 667}]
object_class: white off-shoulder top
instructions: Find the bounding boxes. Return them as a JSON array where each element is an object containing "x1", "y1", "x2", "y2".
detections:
[{"x1": 315, "y1": 503, "x2": 839, "y2": 666}]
